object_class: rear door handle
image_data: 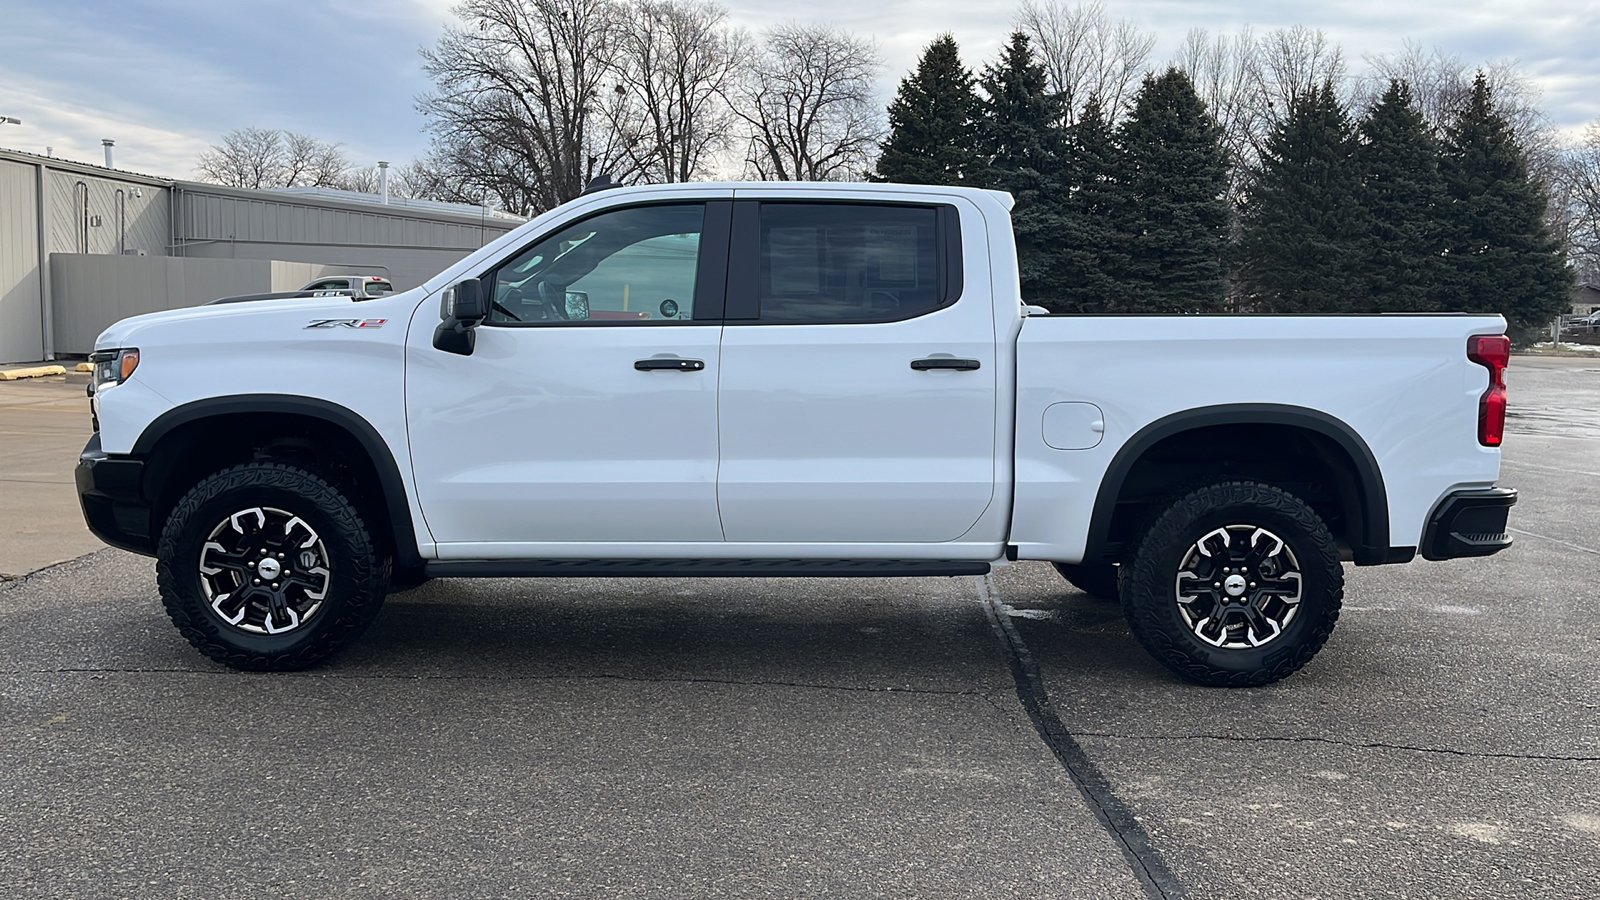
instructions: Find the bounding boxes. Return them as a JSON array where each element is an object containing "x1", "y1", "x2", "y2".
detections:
[
  {"x1": 911, "y1": 357, "x2": 981, "y2": 371},
  {"x1": 635, "y1": 358, "x2": 705, "y2": 372}
]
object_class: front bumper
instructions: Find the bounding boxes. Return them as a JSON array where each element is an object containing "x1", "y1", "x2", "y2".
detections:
[
  {"x1": 76, "y1": 434, "x2": 155, "y2": 557},
  {"x1": 1421, "y1": 487, "x2": 1517, "y2": 561}
]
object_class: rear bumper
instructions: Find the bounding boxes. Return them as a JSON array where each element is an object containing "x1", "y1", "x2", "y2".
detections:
[
  {"x1": 75, "y1": 434, "x2": 155, "y2": 557},
  {"x1": 1421, "y1": 487, "x2": 1516, "y2": 561}
]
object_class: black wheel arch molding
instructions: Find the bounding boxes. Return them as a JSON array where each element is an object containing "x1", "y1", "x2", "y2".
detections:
[
  {"x1": 104, "y1": 394, "x2": 424, "y2": 568},
  {"x1": 1082, "y1": 403, "x2": 1398, "y2": 567}
]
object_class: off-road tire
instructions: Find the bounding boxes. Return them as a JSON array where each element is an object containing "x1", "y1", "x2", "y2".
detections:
[
  {"x1": 1120, "y1": 480, "x2": 1343, "y2": 687},
  {"x1": 156, "y1": 462, "x2": 390, "y2": 671},
  {"x1": 1051, "y1": 562, "x2": 1120, "y2": 600}
]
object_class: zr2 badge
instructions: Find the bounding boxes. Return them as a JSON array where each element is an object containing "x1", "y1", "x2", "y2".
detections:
[{"x1": 305, "y1": 318, "x2": 387, "y2": 329}]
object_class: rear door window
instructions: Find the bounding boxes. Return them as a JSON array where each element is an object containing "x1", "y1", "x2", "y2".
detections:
[{"x1": 755, "y1": 204, "x2": 945, "y2": 324}]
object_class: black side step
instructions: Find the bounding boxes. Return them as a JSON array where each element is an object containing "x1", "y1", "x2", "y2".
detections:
[{"x1": 423, "y1": 559, "x2": 992, "y2": 579}]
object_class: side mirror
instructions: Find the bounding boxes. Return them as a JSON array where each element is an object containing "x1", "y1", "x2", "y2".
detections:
[{"x1": 434, "y1": 278, "x2": 487, "y2": 356}]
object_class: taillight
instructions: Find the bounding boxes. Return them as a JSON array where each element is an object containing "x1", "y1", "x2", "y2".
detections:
[{"x1": 1468, "y1": 334, "x2": 1509, "y2": 447}]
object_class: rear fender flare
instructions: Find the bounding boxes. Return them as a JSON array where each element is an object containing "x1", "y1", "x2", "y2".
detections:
[{"x1": 1084, "y1": 404, "x2": 1390, "y2": 566}]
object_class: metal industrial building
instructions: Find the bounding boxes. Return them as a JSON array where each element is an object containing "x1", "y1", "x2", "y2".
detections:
[{"x1": 0, "y1": 147, "x2": 522, "y2": 363}]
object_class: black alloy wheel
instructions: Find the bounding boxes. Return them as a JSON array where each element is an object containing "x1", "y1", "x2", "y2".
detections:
[
  {"x1": 1120, "y1": 480, "x2": 1343, "y2": 687},
  {"x1": 157, "y1": 462, "x2": 390, "y2": 670}
]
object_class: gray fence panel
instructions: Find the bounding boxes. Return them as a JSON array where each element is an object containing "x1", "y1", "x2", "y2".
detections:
[{"x1": 50, "y1": 254, "x2": 275, "y2": 355}]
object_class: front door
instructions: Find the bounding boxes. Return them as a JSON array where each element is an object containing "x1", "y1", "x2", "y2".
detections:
[
  {"x1": 407, "y1": 200, "x2": 731, "y2": 550},
  {"x1": 716, "y1": 198, "x2": 998, "y2": 543}
]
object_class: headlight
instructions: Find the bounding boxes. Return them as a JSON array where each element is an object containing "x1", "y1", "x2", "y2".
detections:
[{"x1": 90, "y1": 348, "x2": 139, "y2": 391}]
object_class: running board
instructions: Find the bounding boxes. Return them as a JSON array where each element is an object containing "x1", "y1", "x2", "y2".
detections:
[{"x1": 423, "y1": 559, "x2": 992, "y2": 579}]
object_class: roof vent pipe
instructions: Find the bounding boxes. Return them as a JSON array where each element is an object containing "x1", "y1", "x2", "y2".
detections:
[
  {"x1": 378, "y1": 160, "x2": 389, "y2": 204},
  {"x1": 102, "y1": 139, "x2": 114, "y2": 169}
]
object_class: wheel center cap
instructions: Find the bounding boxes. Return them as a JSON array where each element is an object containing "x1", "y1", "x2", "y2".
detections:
[
  {"x1": 257, "y1": 558, "x2": 282, "y2": 580},
  {"x1": 1224, "y1": 574, "x2": 1247, "y2": 597}
]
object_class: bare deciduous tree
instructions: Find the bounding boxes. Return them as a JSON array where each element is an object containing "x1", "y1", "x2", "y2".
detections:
[
  {"x1": 1170, "y1": 25, "x2": 1349, "y2": 178},
  {"x1": 418, "y1": 0, "x2": 635, "y2": 216},
  {"x1": 1553, "y1": 120, "x2": 1600, "y2": 282},
  {"x1": 195, "y1": 127, "x2": 280, "y2": 189},
  {"x1": 1256, "y1": 25, "x2": 1347, "y2": 127},
  {"x1": 1361, "y1": 41, "x2": 1557, "y2": 181},
  {"x1": 608, "y1": 0, "x2": 748, "y2": 183},
  {"x1": 282, "y1": 132, "x2": 351, "y2": 188},
  {"x1": 339, "y1": 166, "x2": 382, "y2": 194},
  {"x1": 195, "y1": 128, "x2": 350, "y2": 190},
  {"x1": 1174, "y1": 26, "x2": 1265, "y2": 188},
  {"x1": 1014, "y1": 0, "x2": 1154, "y2": 124},
  {"x1": 733, "y1": 23, "x2": 884, "y2": 181}
]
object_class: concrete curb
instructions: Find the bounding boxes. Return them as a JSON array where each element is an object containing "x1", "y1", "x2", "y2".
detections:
[{"x1": 0, "y1": 365, "x2": 68, "y2": 381}]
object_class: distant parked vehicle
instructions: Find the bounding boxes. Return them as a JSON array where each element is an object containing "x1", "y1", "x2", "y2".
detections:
[
  {"x1": 208, "y1": 275, "x2": 395, "y2": 305},
  {"x1": 1563, "y1": 311, "x2": 1600, "y2": 333}
]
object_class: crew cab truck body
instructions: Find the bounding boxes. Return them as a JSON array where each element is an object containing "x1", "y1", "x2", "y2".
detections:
[{"x1": 77, "y1": 182, "x2": 1515, "y2": 685}]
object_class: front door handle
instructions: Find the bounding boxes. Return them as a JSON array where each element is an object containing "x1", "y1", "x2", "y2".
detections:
[
  {"x1": 635, "y1": 358, "x2": 705, "y2": 372},
  {"x1": 911, "y1": 357, "x2": 981, "y2": 371}
]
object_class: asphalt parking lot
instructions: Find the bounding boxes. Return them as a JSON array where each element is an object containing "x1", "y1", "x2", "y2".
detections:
[{"x1": 1, "y1": 357, "x2": 1597, "y2": 899}]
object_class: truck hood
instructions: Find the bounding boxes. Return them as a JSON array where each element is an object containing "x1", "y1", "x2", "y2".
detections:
[{"x1": 94, "y1": 290, "x2": 419, "y2": 351}]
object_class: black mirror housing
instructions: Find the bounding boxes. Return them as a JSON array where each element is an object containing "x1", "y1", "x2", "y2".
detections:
[
  {"x1": 434, "y1": 278, "x2": 487, "y2": 355},
  {"x1": 445, "y1": 278, "x2": 488, "y2": 326}
]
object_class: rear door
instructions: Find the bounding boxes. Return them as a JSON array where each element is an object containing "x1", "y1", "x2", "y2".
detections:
[{"x1": 715, "y1": 197, "x2": 997, "y2": 543}]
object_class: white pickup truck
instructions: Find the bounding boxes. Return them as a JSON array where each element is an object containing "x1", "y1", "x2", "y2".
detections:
[{"x1": 77, "y1": 181, "x2": 1515, "y2": 685}]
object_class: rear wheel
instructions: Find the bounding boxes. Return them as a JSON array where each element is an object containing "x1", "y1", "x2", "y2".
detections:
[
  {"x1": 1120, "y1": 480, "x2": 1343, "y2": 687},
  {"x1": 156, "y1": 462, "x2": 389, "y2": 671},
  {"x1": 1051, "y1": 562, "x2": 1119, "y2": 600}
]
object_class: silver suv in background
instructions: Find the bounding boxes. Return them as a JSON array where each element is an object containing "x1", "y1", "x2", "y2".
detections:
[{"x1": 208, "y1": 275, "x2": 395, "y2": 306}]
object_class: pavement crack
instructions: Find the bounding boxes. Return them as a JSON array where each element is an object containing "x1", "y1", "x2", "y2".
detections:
[
  {"x1": 0, "y1": 550, "x2": 110, "y2": 587},
  {"x1": 1065, "y1": 730, "x2": 1600, "y2": 762},
  {"x1": 977, "y1": 576, "x2": 1189, "y2": 900}
]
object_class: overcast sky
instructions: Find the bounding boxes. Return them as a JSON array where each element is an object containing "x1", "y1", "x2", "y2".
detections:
[{"x1": 1, "y1": 0, "x2": 1596, "y2": 180}]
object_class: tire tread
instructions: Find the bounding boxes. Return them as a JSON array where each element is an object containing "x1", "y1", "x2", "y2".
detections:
[
  {"x1": 156, "y1": 462, "x2": 388, "y2": 671},
  {"x1": 1120, "y1": 480, "x2": 1343, "y2": 687}
]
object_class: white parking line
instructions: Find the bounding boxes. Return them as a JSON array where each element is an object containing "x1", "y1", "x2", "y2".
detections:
[
  {"x1": 1507, "y1": 527, "x2": 1600, "y2": 555},
  {"x1": 1501, "y1": 460, "x2": 1600, "y2": 478}
]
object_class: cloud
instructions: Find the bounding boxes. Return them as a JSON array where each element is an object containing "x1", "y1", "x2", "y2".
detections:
[{"x1": 3, "y1": 0, "x2": 1598, "y2": 186}]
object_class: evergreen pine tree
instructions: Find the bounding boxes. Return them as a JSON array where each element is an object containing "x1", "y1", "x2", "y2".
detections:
[
  {"x1": 1354, "y1": 80, "x2": 1449, "y2": 313},
  {"x1": 974, "y1": 32, "x2": 1068, "y2": 302},
  {"x1": 1052, "y1": 97, "x2": 1136, "y2": 313},
  {"x1": 1236, "y1": 81, "x2": 1366, "y2": 313},
  {"x1": 1441, "y1": 73, "x2": 1573, "y2": 336},
  {"x1": 875, "y1": 34, "x2": 982, "y2": 186},
  {"x1": 1117, "y1": 68, "x2": 1230, "y2": 313}
]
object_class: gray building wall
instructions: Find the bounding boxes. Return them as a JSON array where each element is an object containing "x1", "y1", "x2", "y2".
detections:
[
  {"x1": 48, "y1": 170, "x2": 170, "y2": 257},
  {"x1": 0, "y1": 148, "x2": 521, "y2": 363},
  {"x1": 0, "y1": 158, "x2": 43, "y2": 363},
  {"x1": 174, "y1": 185, "x2": 513, "y2": 290}
]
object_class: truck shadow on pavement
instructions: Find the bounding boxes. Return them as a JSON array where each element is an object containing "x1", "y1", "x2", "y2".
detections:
[{"x1": 341, "y1": 576, "x2": 1031, "y2": 690}]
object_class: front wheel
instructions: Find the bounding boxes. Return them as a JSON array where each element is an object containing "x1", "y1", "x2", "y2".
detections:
[
  {"x1": 1120, "y1": 480, "x2": 1343, "y2": 687},
  {"x1": 156, "y1": 462, "x2": 390, "y2": 671}
]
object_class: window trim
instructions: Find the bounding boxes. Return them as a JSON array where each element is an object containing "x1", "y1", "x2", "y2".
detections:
[
  {"x1": 724, "y1": 199, "x2": 965, "y2": 326},
  {"x1": 478, "y1": 200, "x2": 732, "y2": 328}
]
